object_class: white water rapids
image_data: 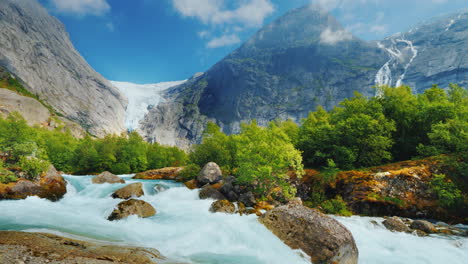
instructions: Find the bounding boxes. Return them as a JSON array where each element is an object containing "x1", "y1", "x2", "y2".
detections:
[{"x1": 0, "y1": 175, "x2": 467, "y2": 264}]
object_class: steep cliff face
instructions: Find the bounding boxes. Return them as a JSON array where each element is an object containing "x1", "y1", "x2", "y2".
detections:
[
  {"x1": 0, "y1": 0, "x2": 127, "y2": 137},
  {"x1": 375, "y1": 10, "x2": 468, "y2": 93},
  {"x1": 141, "y1": 8, "x2": 467, "y2": 147},
  {"x1": 141, "y1": 6, "x2": 386, "y2": 146}
]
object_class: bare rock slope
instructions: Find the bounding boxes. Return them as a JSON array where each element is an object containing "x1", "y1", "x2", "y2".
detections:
[{"x1": 0, "y1": 0, "x2": 127, "y2": 137}]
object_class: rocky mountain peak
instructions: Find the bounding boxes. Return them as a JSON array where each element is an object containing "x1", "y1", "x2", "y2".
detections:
[{"x1": 0, "y1": 0, "x2": 127, "y2": 137}]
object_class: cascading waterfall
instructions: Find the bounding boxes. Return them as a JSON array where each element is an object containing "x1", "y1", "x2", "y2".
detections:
[
  {"x1": 375, "y1": 37, "x2": 418, "y2": 93},
  {"x1": 0, "y1": 175, "x2": 467, "y2": 264}
]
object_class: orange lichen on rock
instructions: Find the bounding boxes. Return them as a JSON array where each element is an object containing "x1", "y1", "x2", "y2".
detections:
[{"x1": 133, "y1": 167, "x2": 184, "y2": 181}]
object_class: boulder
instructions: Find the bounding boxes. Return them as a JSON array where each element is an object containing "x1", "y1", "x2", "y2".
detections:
[
  {"x1": 199, "y1": 184, "x2": 227, "y2": 200},
  {"x1": 237, "y1": 202, "x2": 247, "y2": 216},
  {"x1": 111, "y1": 183, "x2": 144, "y2": 199},
  {"x1": 0, "y1": 231, "x2": 164, "y2": 263},
  {"x1": 239, "y1": 191, "x2": 256, "y2": 207},
  {"x1": 0, "y1": 165, "x2": 66, "y2": 201},
  {"x1": 133, "y1": 167, "x2": 183, "y2": 180},
  {"x1": 209, "y1": 200, "x2": 236, "y2": 214},
  {"x1": 259, "y1": 202, "x2": 358, "y2": 264},
  {"x1": 108, "y1": 199, "x2": 156, "y2": 221},
  {"x1": 184, "y1": 179, "x2": 198, "y2": 190},
  {"x1": 410, "y1": 220, "x2": 436, "y2": 234},
  {"x1": 197, "y1": 162, "x2": 222, "y2": 185},
  {"x1": 92, "y1": 171, "x2": 125, "y2": 184},
  {"x1": 382, "y1": 217, "x2": 410, "y2": 233}
]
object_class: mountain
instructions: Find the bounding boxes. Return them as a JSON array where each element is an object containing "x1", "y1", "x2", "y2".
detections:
[
  {"x1": 375, "y1": 11, "x2": 467, "y2": 92},
  {"x1": 0, "y1": 0, "x2": 127, "y2": 137},
  {"x1": 111, "y1": 80, "x2": 186, "y2": 131},
  {"x1": 139, "y1": 7, "x2": 467, "y2": 148}
]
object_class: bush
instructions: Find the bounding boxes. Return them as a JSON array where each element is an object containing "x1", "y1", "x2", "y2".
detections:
[
  {"x1": 320, "y1": 195, "x2": 352, "y2": 216},
  {"x1": 18, "y1": 156, "x2": 50, "y2": 181},
  {"x1": 0, "y1": 162, "x2": 17, "y2": 184},
  {"x1": 178, "y1": 164, "x2": 201, "y2": 181},
  {"x1": 430, "y1": 174, "x2": 465, "y2": 210}
]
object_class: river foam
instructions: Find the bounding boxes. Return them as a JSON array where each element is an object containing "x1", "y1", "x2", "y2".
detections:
[{"x1": 0, "y1": 175, "x2": 466, "y2": 263}]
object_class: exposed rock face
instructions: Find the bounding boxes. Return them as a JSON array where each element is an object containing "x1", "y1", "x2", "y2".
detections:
[
  {"x1": 140, "y1": 8, "x2": 467, "y2": 148},
  {"x1": 0, "y1": 88, "x2": 86, "y2": 138},
  {"x1": 133, "y1": 167, "x2": 183, "y2": 181},
  {"x1": 92, "y1": 172, "x2": 125, "y2": 184},
  {"x1": 318, "y1": 159, "x2": 465, "y2": 222},
  {"x1": 111, "y1": 183, "x2": 144, "y2": 199},
  {"x1": 197, "y1": 162, "x2": 222, "y2": 185},
  {"x1": 383, "y1": 217, "x2": 410, "y2": 232},
  {"x1": 108, "y1": 199, "x2": 156, "y2": 221},
  {"x1": 259, "y1": 201, "x2": 358, "y2": 264},
  {"x1": 0, "y1": 231, "x2": 163, "y2": 264},
  {"x1": 0, "y1": 0, "x2": 127, "y2": 137},
  {"x1": 0, "y1": 165, "x2": 66, "y2": 201},
  {"x1": 199, "y1": 184, "x2": 226, "y2": 200},
  {"x1": 376, "y1": 11, "x2": 467, "y2": 92},
  {"x1": 209, "y1": 200, "x2": 236, "y2": 214}
]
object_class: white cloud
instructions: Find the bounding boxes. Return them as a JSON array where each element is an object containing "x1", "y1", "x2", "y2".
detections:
[
  {"x1": 49, "y1": 0, "x2": 110, "y2": 16},
  {"x1": 198, "y1": 30, "x2": 210, "y2": 38},
  {"x1": 172, "y1": 0, "x2": 274, "y2": 27},
  {"x1": 320, "y1": 27, "x2": 352, "y2": 44},
  {"x1": 207, "y1": 34, "x2": 241, "y2": 48},
  {"x1": 172, "y1": 0, "x2": 274, "y2": 48},
  {"x1": 369, "y1": 24, "x2": 387, "y2": 34}
]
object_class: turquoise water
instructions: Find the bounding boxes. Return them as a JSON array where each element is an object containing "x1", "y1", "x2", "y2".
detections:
[{"x1": 0, "y1": 175, "x2": 466, "y2": 263}]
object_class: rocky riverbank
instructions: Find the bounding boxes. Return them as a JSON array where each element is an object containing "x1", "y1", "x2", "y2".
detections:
[
  {"x1": 0, "y1": 231, "x2": 163, "y2": 264},
  {"x1": 0, "y1": 165, "x2": 66, "y2": 201}
]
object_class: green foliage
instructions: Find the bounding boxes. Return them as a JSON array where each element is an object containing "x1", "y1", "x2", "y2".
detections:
[
  {"x1": 178, "y1": 164, "x2": 201, "y2": 181},
  {"x1": 298, "y1": 93, "x2": 395, "y2": 169},
  {"x1": 320, "y1": 196, "x2": 352, "y2": 216},
  {"x1": 430, "y1": 174, "x2": 465, "y2": 210},
  {"x1": 0, "y1": 161, "x2": 17, "y2": 184},
  {"x1": 189, "y1": 122, "x2": 236, "y2": 168},
  {"x1": 18, "y1": 156, "x2": 50, "y2": 181},
  {"x1": 235, "y1": 121, "x2": 304, "y2": 199},
  {"x1": 0, "y1": 113, "x2": 188, "y2": 176}
]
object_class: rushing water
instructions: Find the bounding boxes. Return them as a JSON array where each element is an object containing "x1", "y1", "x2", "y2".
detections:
[{"x1": 0, "y1": 175, "x2": 467, "y2": 264}]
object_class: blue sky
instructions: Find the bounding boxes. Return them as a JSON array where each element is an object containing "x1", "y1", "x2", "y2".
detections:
[{"x1": 38, "y1": 0, "x2": 468, "y2": 84}]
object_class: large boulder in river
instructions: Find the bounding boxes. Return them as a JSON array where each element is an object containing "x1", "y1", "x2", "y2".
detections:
[
  {"x1": 382, "y1": 217, "x2": 410, "y2": 233},
  {"x1": 111, "y1": 183, "x2": 144, "y2": 199},
  {"x1": 259, "y1": 200, "x2": 358, "y2": 264},
  {"x1": 108, "y1": 199, "x2": 156, "y2": 221},
  {"x1": 197, "y1": 162, "x2": 222, "y2": 185},
  {"x1": 92, "y1": 171, "x2": 125, "y2": 184},
  {"x1": 133, "y1": 167, "x2": 183, "y2": 180},
  {"x1": 209, "y1": 200, "x2": 236, "y2": 214},
  {"x1": 0, "y1": 165, "x2": 66, "y2": 201},
  {"x1": 410, "y1": 220, "x2": 436, "y2": 234},
  {"x1": 199, "y1": 184, "x2": 226, "y2": 200}
]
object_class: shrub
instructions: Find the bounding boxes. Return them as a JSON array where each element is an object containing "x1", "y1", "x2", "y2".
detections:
[
  {"x1": 178, "y1": 164, "x2": 201, "y2": 181},
  {"x1": 0, "y1": 162, "x2": 17, "y2": 184},
  {"x1": 18, "y1": 156, "x2": 50, "y2": 181},
  {"x1": 430, "y1": 174, "x2": 464, "y2": 210},
  {"x1": 320, "y1": 195, "x2": 352, "y2": 216}
]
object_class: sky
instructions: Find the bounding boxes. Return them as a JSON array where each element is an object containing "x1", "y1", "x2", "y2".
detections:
[{"x1": 38, "y1": 0, "x2": 468, "y2": 84}]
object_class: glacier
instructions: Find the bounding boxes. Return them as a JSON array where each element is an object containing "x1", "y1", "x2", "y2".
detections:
[{"x1": 111, "y1": 80, "x2": 186, "y2": 131}]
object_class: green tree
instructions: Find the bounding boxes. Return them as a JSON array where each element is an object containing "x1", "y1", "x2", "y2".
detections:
[{"x1": 235, "y1": 121, "x2": 304, "y2": 199}]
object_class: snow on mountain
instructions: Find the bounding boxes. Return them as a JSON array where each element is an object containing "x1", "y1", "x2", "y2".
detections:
[{"x1": 111, "y1": 80, "x2": 186, "y2": 131}]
